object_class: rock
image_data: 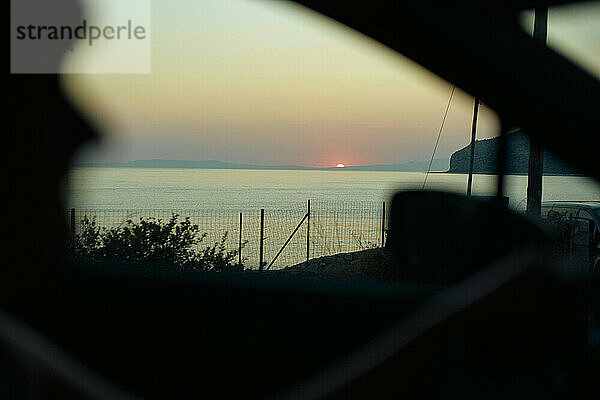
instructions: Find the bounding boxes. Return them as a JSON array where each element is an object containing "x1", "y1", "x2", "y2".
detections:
[{"x1": 448, "y1": 130, "x2": 576, "y2": 175}]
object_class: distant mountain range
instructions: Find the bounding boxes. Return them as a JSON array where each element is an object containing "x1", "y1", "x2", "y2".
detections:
[
  {"x1": 75, "y1": 158, "x2": 450, "y2": 172},
  {"x1": 448, "y1": 130, "x2": 577, "y2": 175},
  {"x1": 74, "y1": 131, "x2": 580, "y2": 175}
]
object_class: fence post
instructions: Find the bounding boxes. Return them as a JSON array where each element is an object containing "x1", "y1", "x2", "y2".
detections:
[
  {"x1": 259, "y1": 208, "x2": 264, "y2": 271},
  {"x1": 238, "y1": 212, "x2": 243, "y2": 267},
  {"x1": 381, "y1": 201, "x2": 386, "y2": 247},
  {"x1": 70, "y1": 208, "x2": 76, "y2": 246},
  {"x1": 306, "y1": 200, "x2": 310, "y2": 263}
]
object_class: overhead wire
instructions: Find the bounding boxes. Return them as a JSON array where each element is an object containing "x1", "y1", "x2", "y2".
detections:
[{"x1": 422, "y1": 84, "x2": 456, "y2": 190}]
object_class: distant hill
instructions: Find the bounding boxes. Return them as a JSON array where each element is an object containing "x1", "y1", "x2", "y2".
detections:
[
  {"x1": 448, "y1": 130, "x2": 577, "y2": 175},
  {"x1": 75, "y1": 158, "x2": 450, "y2": 172},
  {"x1": 75, "y1": 159, "x2": 316, "y2": 170},
  {"x1": 339, "y1": 158, "x2": 449, "y2": 172}
]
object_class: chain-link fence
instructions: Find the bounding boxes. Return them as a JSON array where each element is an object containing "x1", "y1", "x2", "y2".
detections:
[{"x1": 67, "y1": 200, "x2": 390, "y2": 270}]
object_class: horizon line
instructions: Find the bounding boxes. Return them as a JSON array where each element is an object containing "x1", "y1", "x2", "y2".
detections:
[{"x1": 74, "y1": 157, "x2": 450, "y2": 169}]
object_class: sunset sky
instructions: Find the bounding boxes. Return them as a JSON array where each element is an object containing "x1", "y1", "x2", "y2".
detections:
[{"x1": 63, "y1": 0, "x2": 599, "y2": 167}]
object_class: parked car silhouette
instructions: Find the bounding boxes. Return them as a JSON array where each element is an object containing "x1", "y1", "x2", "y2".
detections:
[{"x1": 543, "y1": 201, "x2": 600, "y2": 271}]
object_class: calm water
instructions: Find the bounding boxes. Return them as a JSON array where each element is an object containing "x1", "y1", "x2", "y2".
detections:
[{"x1": 68, "y1": 168, "x2": 600, "y2": 210}]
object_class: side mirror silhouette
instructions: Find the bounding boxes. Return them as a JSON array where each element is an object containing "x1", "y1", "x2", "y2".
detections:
[{"x1": 387, "y1": 191, "x2": 545, "y2": 283}]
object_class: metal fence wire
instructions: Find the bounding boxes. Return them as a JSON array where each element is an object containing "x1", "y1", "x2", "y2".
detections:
[{"x1": 68, "y1": 200, "x2": 390, "y2": 270}]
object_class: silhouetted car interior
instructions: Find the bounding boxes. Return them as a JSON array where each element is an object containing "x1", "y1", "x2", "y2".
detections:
[{"x1": 2, "y1": 0, "x2": 600, "y2": 399}]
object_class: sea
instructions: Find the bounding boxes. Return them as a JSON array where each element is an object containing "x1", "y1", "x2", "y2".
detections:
[{"x1": 68, "y1": 168, "x2": 600, "y2": 210}]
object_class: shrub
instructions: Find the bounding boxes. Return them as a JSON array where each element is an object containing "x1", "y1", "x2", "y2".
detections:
[{"x1": 72, "y1": 214, "x2": 245, "y2": 271}]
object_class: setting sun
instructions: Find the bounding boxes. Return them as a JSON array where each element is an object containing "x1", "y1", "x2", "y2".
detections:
[{"x1": 336, "y1": 163, "x2": 345, "y2": 168}]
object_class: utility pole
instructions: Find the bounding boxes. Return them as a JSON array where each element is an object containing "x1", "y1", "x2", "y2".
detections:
[
  {"x1": 467, "y1": 98, "x2": 480, "y2": 197},
  {"x1": 238, "y1": 212, "x2": 243, "y2": 268},
  {"x1": 259, "y1": 208, "x2": 264, "y2": 271},
  {"x1": 526, "y1": 4, "x2": 547, "y2": 219},
  {"x1": 306, "y1": 200, "x2": 310, "y2": 263},
  {"x1": 381, "y1": 201, "x2": 386, "y2": 247}
]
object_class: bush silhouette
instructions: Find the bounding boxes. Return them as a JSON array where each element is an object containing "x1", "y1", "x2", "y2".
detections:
[{"x1": 73, "y1": 214, "x2": 244, "y2": 271}]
